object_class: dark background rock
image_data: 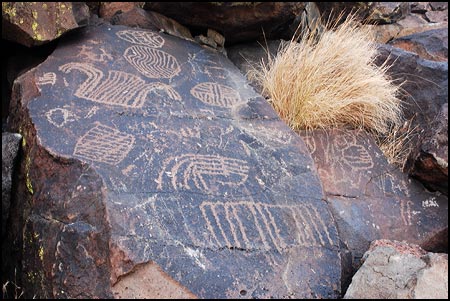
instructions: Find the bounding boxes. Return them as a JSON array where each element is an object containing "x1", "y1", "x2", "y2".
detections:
[
  {"x1": 6, "y1": 24, "x2": 343, "y2": 299},
  {"x1": 2, "y1": 2, "x2": 90, "y2": 47},
  {"x1": 142, "y1": 2, "x2": 306, "y2": 46},
  {"x1": 2, "y1": 132, "x2": 21, "y2": 238},
  {"x1": 375, "y1": 44, "x2": 448, "y2": 194},
  {"x1": 299, "y1": 129, "x2": 448, "y2": 274}
]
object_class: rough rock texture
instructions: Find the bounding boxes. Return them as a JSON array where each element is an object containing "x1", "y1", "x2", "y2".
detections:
[
  {"x1": 98, "y1": 2, "x2": 144, "y2": 21},
  {"x1": 7, "y1": 24, "x2": 342, "y2": 299},
  {"x1": 344, "y1": 240, "x2": 448, "y2": 299},
  {"x1": 110, "y1": 7, "x2": 193, "y2": 42},
  {"x1": 298, "y1": 129, "x2": 448, "y2": 271},
  {"x1": 2, "y1": 132, "x2": 22, "y2": 238},
  {"x1": 375, "y1": 44, "x2": 448, "y2": 194},
  {"x1": 2, "y1": 2, "x2": 90, "y2": 47},
  {"x1": 389, "y1": 28, "x2": 448, "y2": 61},
  {"x1": 142, "y1": 2, "x2": 306, "y2": 45}
]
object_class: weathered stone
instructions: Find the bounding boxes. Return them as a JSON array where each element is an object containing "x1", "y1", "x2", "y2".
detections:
[
  {"x1": 7, "y1": 24, "x2": 342, "y2": 299},
  {"x1": 2, "y1": 132, "x2": 22, "y2": 238},
  {"x1": 375, "y1": 44, "x2": 448, "y2": 194},
  {"x1": 299, "y1": 129, "x2": 448, "y2": 270},
  {"x1": 429, "y1": 2, "x2": 449, "y2": 11},
  {"x1": 227, "y1": 39, "x2": 283, "y2": 93},
  {"x1": 389, "y1": 28, "x2": 448, "y2": 61},
  {"x1": 110, "y1": 7, "x2": 193, "y2": 41},
  {"x1": 344, "y1": 240, "x2": 448, "y2": 299},
  {"x1": 98, "y1": 2, "x2": 144, "y2": 21},
  {"x1": 2, "y1": 2, "x2": 90, "y2": 47},
  {"x1": 142, "y1": 2, "x2": 306, "y2": 45},
  {"x1": 426, "y1": 9, "x2": 449, "y2": 23}
]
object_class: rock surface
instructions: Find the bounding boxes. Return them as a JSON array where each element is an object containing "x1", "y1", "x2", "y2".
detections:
[
  {"x1": 2, "y1": 132, "x2": 22, "y2": 238},
  {"x1": 344, "y1": 239, "x2": 448, "y2": 299},
  {"x1": 142, "y1": 2, "x2": 305, "y2": 45},
  {"x1": 375, "y1": 44, "x2": 448, "y2": 194},
  {"x1": 2, "y1": 2, "x2": 90, "y2": 47},
  {"x1": 7, "y1": 24, "x2": 342, "y2": 299},
  {"x1": 298, "y1": 129, "x2": 448, "y2": 269}
]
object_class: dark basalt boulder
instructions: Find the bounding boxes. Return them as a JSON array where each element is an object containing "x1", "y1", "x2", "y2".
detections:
[{"x1": 7, "y1": 24, "x2": 343, "y2": 299}]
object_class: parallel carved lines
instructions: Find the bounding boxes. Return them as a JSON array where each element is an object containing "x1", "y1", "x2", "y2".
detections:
[
  {"x1": 190, "y1": 82, "x2": 241, "y2": 108},
  {"x1": 116, "y1": 30, "x2": 165, "y2": 48},
  {"x1": 74, "y1": 123, "x2": 135, "y2": 165},
  {"x1": 124, "y1": 45, "x2": 181, "y2": 79},
  {"x1": 199, "y1": 201, "x2": 334, "y2": 252}
]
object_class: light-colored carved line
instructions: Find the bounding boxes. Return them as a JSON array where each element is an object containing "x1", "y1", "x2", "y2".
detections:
[
  {"x1": 116, "y1": 30, "x2": 165, "y2": 48},
  {"x1": 309, "y1": 205, "x2": 334, "y2": 246},
  {"x1": 246, "y1": 203, "x2": 271, "y2": 251},
  {"x1": 209, "y1": 203, "x2": 232, "y2": 248},
  {"x1": 303, "y1": 205, "x2": 325, "y2": 246},
  {"x1": 290, "y1": 204, "x2": 315, "y2": 245},
  {"x1": 262, "y1": 204, "x2": 287, "y2": 250},
  {"x1": 190, "y1": 82, "x2": 241, "y2": 108},
  {"x1": 290, "y1": 206, "x2": 308, "y2": 246},
  {"x1": 124, "y1": 46, "x2": 181, "y2": 79},
  {"x1": 37, "y1": 72, "x2": 57, "y2": 86},
  {"x1": 59, "y1": 63, "x2": 103, "y2": 98},
  {"x1": 224, "y1": 203, "x2": 242, "y2": 249},
  {"x1": 200, "y1": 203, "x2": 222, "y2": 247},
  {"x1": 255, "y1": 203, "x2": 284, "y2": 252}
]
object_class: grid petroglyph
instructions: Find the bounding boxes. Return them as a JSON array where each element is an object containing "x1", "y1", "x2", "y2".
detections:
[
  {"x1": 190, "y1": 82, "x2": 241, "y2": 108},
  {"x1": 37, "y1": 72, "x2": 57, "y2": 87},
  {"x1": 123, "y1": 45, "x2": 181, "y2": 79},
  {"x1": 116, "y1": 30, "x2": 165, "y2": 48},
  {"x1": 59, "y1": 62, "x2": 181, "y2": 107},
  {"x1": 74, "y1": 124, "x2": 135, "y2": 165},
  {"x1": 198, "y1": 201, "x2": 334, "y2": 252},
  {"x1": 157, "y1": 154, "x2": 249, "y2": 191}
]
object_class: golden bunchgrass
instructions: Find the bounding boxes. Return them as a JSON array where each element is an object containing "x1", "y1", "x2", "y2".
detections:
[{"x1": 249, "y1": 16, "x2": 404, "y2": 136}]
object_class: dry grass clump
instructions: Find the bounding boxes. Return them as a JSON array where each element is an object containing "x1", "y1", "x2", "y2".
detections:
[{"x1": 249, "y1": 16, "x2": 404, "y2": 137}]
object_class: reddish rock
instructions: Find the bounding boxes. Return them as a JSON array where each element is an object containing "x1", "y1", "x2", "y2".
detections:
[
  {"x1": 389, "y1": 28, "x2": 448, "y2": 61},
  {"x1": 6, "y1": 24, "x2": 342, "y2": 298},
  {"x1": 299, "y1": 129, "x2": 448, "y2": 270},
  {"x1": 2, "y1": 2, "x2": 89, "y2": 47},
  {"x1": 344, "y1": 240, "x2": 448, "y2": 299},
  {"x1": 98, "y1": 2, "x2": 144, "y2": 21},
  {"x1": 375, "y1": 44, "x2": 448, "y2": 194},
  {"x1": 142, "y1": 2, "x2": 306, "y2": 45}
]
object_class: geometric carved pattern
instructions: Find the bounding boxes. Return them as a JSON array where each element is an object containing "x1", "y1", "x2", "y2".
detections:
[
  {"x1": 116, "y1": 30, "x2": 165, "y2": 48},
  {"x1": 59, "y1": 62, "x2": 181, "y2": 108},
  {"x1": 73, "y1": 123, "x2": 135, "y2": 165},
  {"x1": 157, "y1": 154, "x2": 249, "y2": 191},
  {"x1": 123, "y1": 46, "x2": 181, "y2": 79},
  {"x1": 198, "y1": 201, "x2": 334, "y2": 252},
  {"x1": 190, "y1": 82, "x2": 241, "y2": 108}
]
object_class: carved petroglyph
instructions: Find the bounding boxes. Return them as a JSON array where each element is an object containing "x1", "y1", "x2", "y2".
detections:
[
  {"x1": 45, "y1": 108, "x2": 78, "y2": 128},
  {"x1": 36, "y1": 72, "x2": 57, "y2": 87},
  {"x1": 116, "y1": 30, "x2": 165, "y2": 48},
  {"x1": 77, "y1": 45, "x2": 113, "y2": 63},
  {"x1": 123, "y1": 45, "x2": 181, "y2": 79},
  {"x1": 400, "y1": 199, "x2": 413, "y2": 226},
  {"x1": 59, "y1": 62, "x2": 181, "y2": 108},
  {"x1": 197, "y1": 201, "x2": 333, "y2": 252},
  {"x1": 157, "y1": 154, "x2": 249, "y2": 191},
  {"x1": 244, "y1": 126, "x2": 293, "y2": 146},
  {"x1": 74, "y1": 123, "x2": 135, "y2": 165},
  {"x1": 336, "y1": 133, "x2": 374, "y2": 170},
  {"x1": 190, "y1": 82, "x2": 241, "y2": 108}
]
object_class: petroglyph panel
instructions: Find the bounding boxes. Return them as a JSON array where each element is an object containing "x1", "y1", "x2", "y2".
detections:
[
  {"x1": 36, "y1": 72, "x2": 57, "y2": 87},
  {"x1": 197, "y1": 201, "x2": 334, "y2": 251},
  {"x1": 190, "y1": 82, "x2": 241, "y2": 108},
  {"x1": 400, "y1": 199, "x2": 413, "y2": 226},
  {"x1": 157, "y1": 154, "x2": 249, "y2": 191},
  {"x1": 59, "y1": 62, "x2": 180, "y2": 107},
  {"x1": 74, "y1": 123, "x2": 135, "y2": 165},
  {"x1": 123, "y1": 46, "x2": 181, "y2": 79},
  {"x1": 77, "y1": 45, "x2": 113, "y2": 63},
  {"x1": 45, "y1": 108, "x2": 78, "y2": 128},
  {"x1": 116, "y1": 30, "x2": 165, "y2": 48}
]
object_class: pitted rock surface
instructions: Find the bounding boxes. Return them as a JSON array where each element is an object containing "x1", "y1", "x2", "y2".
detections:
[
  {"x1": 299, "y1": 129, "x2": 448, "y2": 268},
  {"x1": 8, "y1": 24, "x2": 342, "y2": 299}
]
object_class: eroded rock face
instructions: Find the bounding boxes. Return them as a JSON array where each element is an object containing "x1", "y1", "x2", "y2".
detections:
[
  {"x1": 2, "y1": 2, "x2": 89, "y2": 47},
  {"x1": 344, "y1": 239, "x2": 448, "y2": 299},
  {"x1": 375, "y1": 44, "x2": 448, "y2": 194},
  {"x1": 7, "y1": 24, "x2": 342, "y2": 299},
  {"x1": 299, "y1": 129, "x2": 448, "y2": 270},
  {"x1": 141, "y1": 2, "x2": 306, "y2": 45}
]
